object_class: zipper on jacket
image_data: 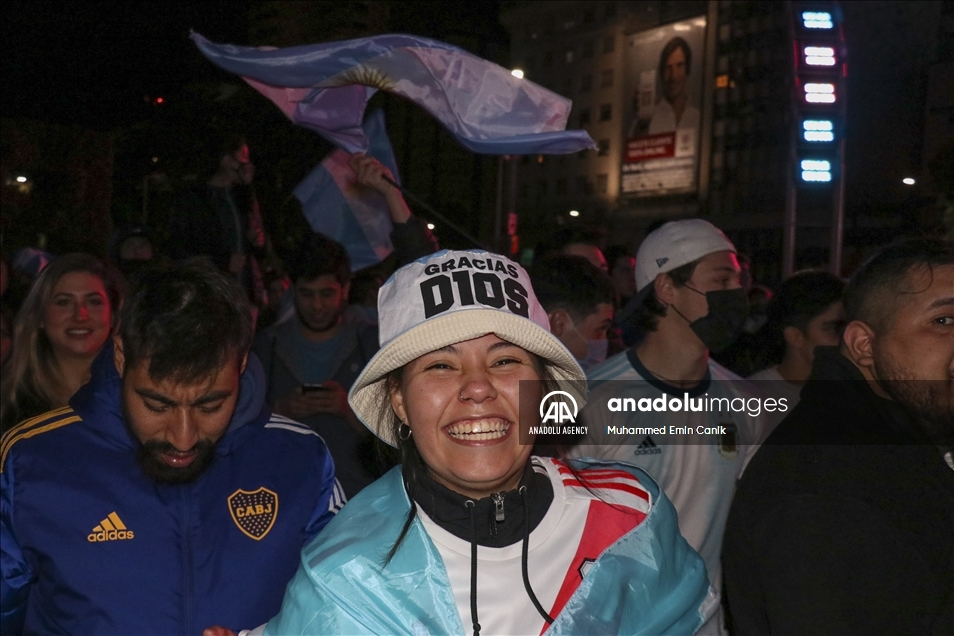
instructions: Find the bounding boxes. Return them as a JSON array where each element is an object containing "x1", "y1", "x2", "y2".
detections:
[
  {"x1": 492, "y1": 492, "x2": 505, "y2": 522},
  {"x1": 180, "y1": 488, "x2": 194, "y2": 634}
]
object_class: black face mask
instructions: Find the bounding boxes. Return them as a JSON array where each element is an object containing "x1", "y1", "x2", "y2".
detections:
[{"x1": 675, "y1": 287, "x2": 748, "y2": 352}]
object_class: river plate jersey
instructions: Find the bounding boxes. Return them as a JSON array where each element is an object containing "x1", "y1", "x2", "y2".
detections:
[
  {"x1": 571, "y1": 349, "x2": 763, "y2": 635},
  {"x1": 419, "y1": 457, "x2": 651, "y2": 636}
]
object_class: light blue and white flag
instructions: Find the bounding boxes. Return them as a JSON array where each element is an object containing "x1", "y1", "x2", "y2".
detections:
[
  {"x1": 191, "y1": 32, "x2": 595, "y2": 155},
  {"x1": 294, "y1": 110, "x2": 398, "y2": 270}
]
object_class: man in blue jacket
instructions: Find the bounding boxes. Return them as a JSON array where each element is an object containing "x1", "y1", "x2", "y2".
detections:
[{"x1": 0, "y1": 262, "x2": 345, "y2": 635}]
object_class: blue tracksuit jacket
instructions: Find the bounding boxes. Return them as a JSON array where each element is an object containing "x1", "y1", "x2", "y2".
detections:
[{"x1": 0, "y1": 345, "x2": 345, "y2": 635}]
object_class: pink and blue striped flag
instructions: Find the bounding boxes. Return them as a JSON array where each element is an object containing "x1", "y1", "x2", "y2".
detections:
[
  {"x1": 294, "y1": 110, "x2": 399, "y2": 270},
  {"x1": 191, "y1": 33, "x2": 595, "y2": 155}
]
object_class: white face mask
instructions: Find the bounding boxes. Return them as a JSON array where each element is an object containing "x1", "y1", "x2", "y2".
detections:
[
  {"x1": 561, "y1": 311, "x2": 611, "y2": 372},
  {"x1": 577, "y1": 337, "x2": 609, "y2": 372}
]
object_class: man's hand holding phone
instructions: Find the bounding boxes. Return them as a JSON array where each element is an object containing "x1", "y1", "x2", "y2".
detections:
[{"x1": 276, "y1": 381, "x2": 359, "y2": 429}]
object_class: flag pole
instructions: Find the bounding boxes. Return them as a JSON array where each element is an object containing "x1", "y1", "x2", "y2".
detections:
[{"x1": 382, "y1": 176, "x2": 491, "y2": 250}]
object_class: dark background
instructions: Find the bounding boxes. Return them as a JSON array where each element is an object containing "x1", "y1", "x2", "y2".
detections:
[{"x1": 1, "y1": 1, "x2": 950, "y2": 266}]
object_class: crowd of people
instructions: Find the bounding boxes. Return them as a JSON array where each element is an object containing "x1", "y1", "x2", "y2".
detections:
[{"x1": 0, "y1": 132, "x2": 951, "y2": 635}]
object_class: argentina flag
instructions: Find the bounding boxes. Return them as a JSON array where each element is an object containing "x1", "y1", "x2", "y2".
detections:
[
  {"x1": 191, "y1": 32, "x2": 595, "y2": 155},
  {"x1": 293, "y1": 110, "x2": 398, "y2": 270}
]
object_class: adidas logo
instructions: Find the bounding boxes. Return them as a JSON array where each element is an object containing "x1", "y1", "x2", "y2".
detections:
[
  {"x1": 87, "y1": 512, "x2": 135, "y2": 542},
  {"x1": 633, "y1": 436, "x2": 662, "y2": 456}
]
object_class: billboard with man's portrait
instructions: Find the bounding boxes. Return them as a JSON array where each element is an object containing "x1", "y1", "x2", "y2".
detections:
[{"x1": 621, "y1": 16, "x2": 707, "y2": 197}]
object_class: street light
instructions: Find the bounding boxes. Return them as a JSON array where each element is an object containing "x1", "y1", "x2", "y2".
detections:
[
  {"x1": 902, "y1": 177, "x2": 915, "y2": 185},
  {"x1": 511, "y1": 69, "x2": 524, "y2": 79},
  {"x1": 569, "y1": 210, "x2": 580, "y2": 217},
  {"x1": 15, "y1": 176, "x2": 27, "y2": 183},
  {"x1": 427, "y1": 223, "x2": 435, "y2": 230}
]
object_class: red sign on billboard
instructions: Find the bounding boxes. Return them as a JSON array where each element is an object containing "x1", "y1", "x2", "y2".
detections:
[{"x1": 626, "y1": 133, "x2": 676, "y2": 162}]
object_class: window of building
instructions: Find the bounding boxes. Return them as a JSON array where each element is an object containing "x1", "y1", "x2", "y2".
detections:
[
  {"x1": 719, "y1": 24, "x2": 730, "y2": 41},
  {"x1": 717, "y1": 55, "x2": 729, "y2": 73},
  {"x1": 537, "y1": 179, "x2": 548, "y2": 195},
  {"x1": 601, "y1": 69, "x2": 614, "y2": 87},
  {"x1": 564, "y1": 20, "x2": 576, "y2": 30},
  {"x1": 599, "y1": 104, "x2": 612, "y2": 121},
  {"x1": 583, "y1": 9, "x2": 595, "y2": 23},
  {"x1": 603, "y1": 35, "x2": 615, "y2": 53},
  {"x1": 580, "y1": 74, "x2": 593, "y2": 92},
  {"x1": 520, "y1": 182, "x2": 529, "y2": 198},
  {"x1": 563, "y1": 78, "x2": 573, "y2": 95},
  {"x1": 743, "y1": 115, "x2": 755, "y2": 134},
  {"x1": 565, "y1": 49, "x2": 574, "y2": 64},
  {"x1": 596, "y1": 173, "x2": 608, "y2": 193},
  {"x1": 603, "y1": 4, "x2": 616, "y2": 20},
  {"x1": 582, "y1": 40, "x2": 594, "y2": 58},
  {"x1": 575, "y1": 175, "x2": 589, "y2": 194},
  {"x1": 544, "y1": 51, "x2": 553, "y2": 67},
  {"x1": 598, "y1": 139, "x2": 610, "y2": 155},
  {"x1": 579, "y1": 108, "x2": 591, "y2": 126},
  {"x1": 556, "y1": 177, "x2": 568, "y2": 194}
]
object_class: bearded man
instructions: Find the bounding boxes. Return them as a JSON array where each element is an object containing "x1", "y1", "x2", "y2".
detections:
[
  {"x1": 723, "y1": 237, "x2": 954, "y2": 634},
  {"x1": 1, "y1": 262, "x2": 344, "y2": 635}
]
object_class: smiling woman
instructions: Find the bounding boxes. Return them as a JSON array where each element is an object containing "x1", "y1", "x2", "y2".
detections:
[
  {"x1": 0, "y1": 254, "x2": 124, "y2": 433},
  {"x1": 212, "y1": 249, "x2": 712, "y2": 636}
]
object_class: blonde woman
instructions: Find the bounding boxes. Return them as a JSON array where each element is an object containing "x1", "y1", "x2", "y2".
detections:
[{"x1": 0, "y1": 254, "x2": 124, "y2": 432}]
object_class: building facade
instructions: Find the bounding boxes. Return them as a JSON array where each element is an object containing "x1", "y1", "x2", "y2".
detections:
[{"x1": 502, "y1": 0, "x2": 807, "y2": 281}]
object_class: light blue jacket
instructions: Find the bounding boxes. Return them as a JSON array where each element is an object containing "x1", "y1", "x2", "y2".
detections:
[{"x1": 265, "y1": 459, "x2": 711, "y2": 635}]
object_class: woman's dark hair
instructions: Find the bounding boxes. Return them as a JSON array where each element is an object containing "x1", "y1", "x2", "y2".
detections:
[
  {"x1": 381, "y1": 354, "x2": 560, "y2": 565},
  {"x1": 756, "y1": 271, "x2": 845, "y2": 366}
]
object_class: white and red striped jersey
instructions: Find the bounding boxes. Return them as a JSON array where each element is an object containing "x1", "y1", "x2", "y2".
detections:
[{"x1": 418, "y1": 456, "x2": 652, "y2": 636}]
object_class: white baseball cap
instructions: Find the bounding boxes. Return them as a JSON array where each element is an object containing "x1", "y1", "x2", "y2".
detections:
[
  {"x1": 635, "y1": 219, "x2": 736, "y2": 294},
  {"x1": 348, "y1": 249, "x2": 586, "y2": 446}
]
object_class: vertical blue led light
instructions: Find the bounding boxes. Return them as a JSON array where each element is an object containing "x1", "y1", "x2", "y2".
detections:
[
  {"x1": 802, "y1": 120, "x2": 834, "y2": 142},
  {"x1": 801, "y1": 159, "x2": 832, "y2": 182},
  {"x1": 802, "y1": 11, "x2": 834, "y2": 29}
]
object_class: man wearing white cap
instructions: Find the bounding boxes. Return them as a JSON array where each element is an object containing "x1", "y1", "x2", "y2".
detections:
[{"x1": 571, "y1": 219, "x2": 764, "y2": 636}]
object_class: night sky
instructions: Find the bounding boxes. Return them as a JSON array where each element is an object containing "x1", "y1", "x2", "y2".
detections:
[{"x1": 2, "y1": 1, "x2": 252, "y2": 129}]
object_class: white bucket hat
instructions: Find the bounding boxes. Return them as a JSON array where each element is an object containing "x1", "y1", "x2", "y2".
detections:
[{"x1": 348, "y1": 249, "x2": 586, "y2": 446}]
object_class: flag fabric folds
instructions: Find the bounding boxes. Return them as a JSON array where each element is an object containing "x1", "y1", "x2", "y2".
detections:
[
  {"x1": 191, "y1": 32, "x2": 595, "y2": 155},
  {"x1": 293, "y1": 110, "x2": 399, "y2": 271}
]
